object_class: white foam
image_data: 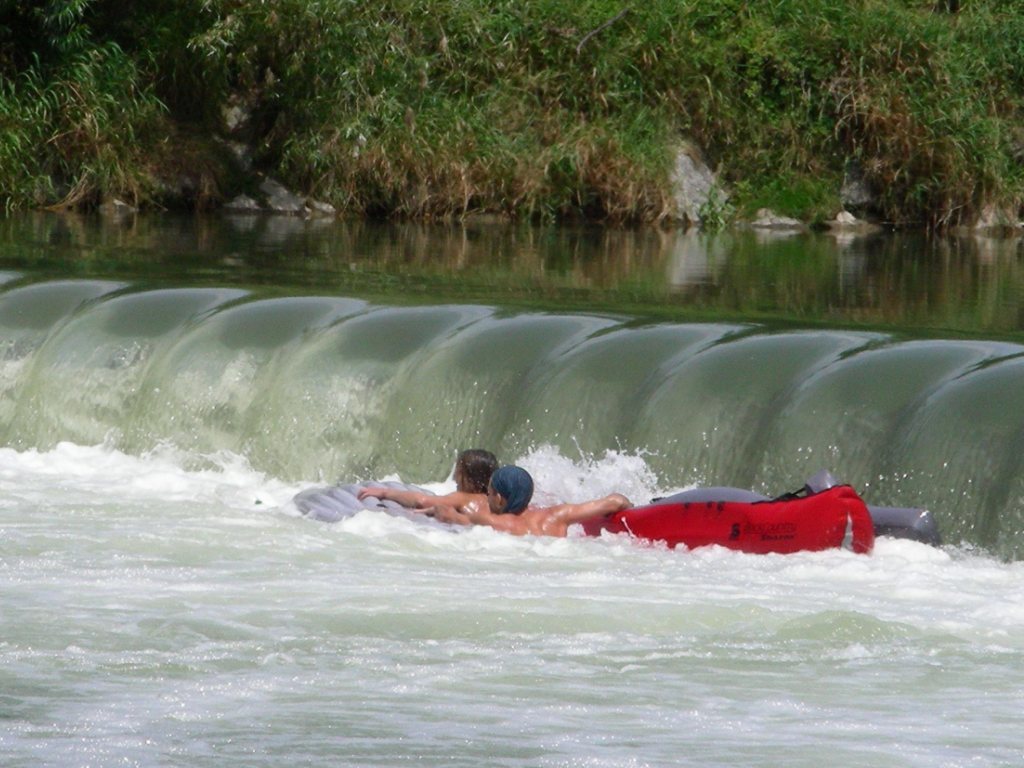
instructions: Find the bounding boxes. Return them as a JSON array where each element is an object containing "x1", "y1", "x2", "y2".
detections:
[
  {"x1": 3, "y1": 440, "x2": 1024, "y2": 767},
  {"x1": 516, "y1": 443, "x2": 672, "y2": 505},
  {"x1": 0, "y1": 441, "x2": 303, "y2": 510}
]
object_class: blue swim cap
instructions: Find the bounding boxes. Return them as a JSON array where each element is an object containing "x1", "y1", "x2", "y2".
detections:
[{"x1": 490, "y1": 466, "x2": 534, "y2": 514}]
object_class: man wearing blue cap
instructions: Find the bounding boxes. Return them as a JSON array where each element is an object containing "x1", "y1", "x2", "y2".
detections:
[{"x1": 427, "y1": 465, "x2": 631, "y2": 537}]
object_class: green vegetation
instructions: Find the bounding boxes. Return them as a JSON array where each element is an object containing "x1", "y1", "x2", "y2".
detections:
[{"x1": 2, "y1": 1, "x2": 1023, "y2": 226}]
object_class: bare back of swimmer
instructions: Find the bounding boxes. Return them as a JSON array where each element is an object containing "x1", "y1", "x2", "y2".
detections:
[{"x1": 426, "y1": 465, "x2": 631, "y2": 537}]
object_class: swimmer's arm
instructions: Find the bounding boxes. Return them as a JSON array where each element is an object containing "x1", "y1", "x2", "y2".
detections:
[
  {"x1": 358, "y1": 487, "x2": 482, "y2": 510},
  {"x1": 548, "y1": 493, "x2": 632, "y2": 526},
  {"x1": 357, "y1": 487, "x2": 432, "y2": 507},
  {"x1": 432, "y1": 491, "x2": 486, "y2": 509},
  {"x1": 428, "y1": 503, "x2": 525, "y2": 534},
  {"x1": 423, "y1": 504, "x2": 472, "y2": 525}
]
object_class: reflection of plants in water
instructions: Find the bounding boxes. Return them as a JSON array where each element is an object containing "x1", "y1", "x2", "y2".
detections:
[
  {"x1": 2, "y1": 213, "x2": 1024, "y2": 336},
  {"x1": 868, "y1": 235, "x2": 1024, "y2": 332}
]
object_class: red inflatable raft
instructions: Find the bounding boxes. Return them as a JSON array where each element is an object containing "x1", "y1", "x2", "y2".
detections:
[{"x1": 580, "y1": 484, "x2": 875, "y2": 554}]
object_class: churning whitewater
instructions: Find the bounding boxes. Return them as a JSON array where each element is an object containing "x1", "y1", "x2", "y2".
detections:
[{"x1": 2, "y1": 442, "x2": 1023, "y2": 767}]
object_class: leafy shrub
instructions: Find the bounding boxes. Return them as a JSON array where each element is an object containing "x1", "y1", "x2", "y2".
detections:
[{"x1": 2, "y1": 0, "x2": 1022, "y2": 224}]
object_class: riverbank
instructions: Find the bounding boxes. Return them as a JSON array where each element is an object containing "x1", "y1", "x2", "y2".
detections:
[{"x1": 2, "y1": 1, "x2": 1023, "y2": 229}]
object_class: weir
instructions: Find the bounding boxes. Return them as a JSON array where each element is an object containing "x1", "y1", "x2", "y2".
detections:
[{"x1": 2, "y1": 277, "x2": 1023, "y2": 557}]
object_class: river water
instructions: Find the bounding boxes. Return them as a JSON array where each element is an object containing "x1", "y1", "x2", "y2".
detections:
[{"x1": 1, "y1": 213, "x2": 1022, "y2": 767}]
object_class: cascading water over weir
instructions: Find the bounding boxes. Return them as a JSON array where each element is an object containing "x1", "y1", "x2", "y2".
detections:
[{"x1": 2, "y1": 275, "x2": 1023, "y2": 558}]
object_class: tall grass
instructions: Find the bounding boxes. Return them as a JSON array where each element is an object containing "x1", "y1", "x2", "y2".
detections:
[
  {"x1": 2, "y1": 0, "x2": 1023, "y2": 224},
  {"x1": 0, "y1": 2, "x2": 167, "y2": 210}
]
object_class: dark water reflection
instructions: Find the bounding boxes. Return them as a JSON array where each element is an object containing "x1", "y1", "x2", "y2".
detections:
[{"x1": 2, "y1": 212, "x2": 1023, "y2": 337}]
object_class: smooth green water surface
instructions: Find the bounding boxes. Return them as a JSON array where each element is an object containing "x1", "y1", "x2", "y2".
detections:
[{"x1": 3, "y1": 212, "x2": 1023, "y2": 337}]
